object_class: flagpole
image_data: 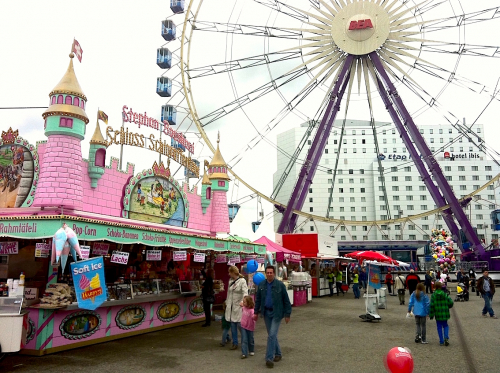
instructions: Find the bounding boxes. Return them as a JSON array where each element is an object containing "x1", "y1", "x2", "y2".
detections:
[{"x1": 119, "y1": 111, "x2": 124, "y2": 171}]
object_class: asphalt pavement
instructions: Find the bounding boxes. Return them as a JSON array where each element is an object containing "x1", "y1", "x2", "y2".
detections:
[{"x1": 2, "y1": 289, "x2": 499, "y2": 373}]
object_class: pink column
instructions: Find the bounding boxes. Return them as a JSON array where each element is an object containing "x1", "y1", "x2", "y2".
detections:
[
  {"x1": 210, "y1": 190, "x2": 230, "y2": 234},
  {"x1": 33, "y1": 135, "x2": 83, "y2": 210}
]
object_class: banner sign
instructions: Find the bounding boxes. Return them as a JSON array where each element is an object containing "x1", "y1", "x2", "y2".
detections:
[
  {"x1": 0, "y1": 218, "x2": 265, "y2": 254},
  {"x1": 35, "y1": 243, "x2": 51, "y2": 258},
  {"x1": 110, "y1": 251, "x2": 129, "y2": 265},
  {"x1": 256, "y1": 256, "x2": 265, "y2": 264},
  {"x1": 216, "y1": 254, "x2": 227, "y2": 263},
  {"x1": 368, "y1": 264, "x2": 382, "y2": 289},
  {"x1": 284, "y1": 253, "x2": 301, "y2": 262},
  {"x1": 92, "y1": 243, "x2": 110, "y2": 256},
  {"x1": 146, "y1": 250, "x2": 162, "y2": 261},
  {"x1": 193, "y1": 253, "x2": 206, "y2": 263},
  {"x1": 241, "y1": 254, "x2": 256, "y2": 262},
  {"x1": 173, "y1": 251, "x2": 187, "y2": 261},
  {"x1": 71, "y1": 257, "x2": 107, "y2": 310},
  {"x1": 227, "y1": 255, "x2": 241, "y2": 265},
  {"x1": 80, "y1": 245, "x2": 90, "y2": 259},
  {"x1": 0, "y1": 241, "x2": 18, "y2": 254}
]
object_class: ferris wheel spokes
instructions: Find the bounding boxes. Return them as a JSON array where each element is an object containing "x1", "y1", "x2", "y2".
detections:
[
  {"x1": 370, "y1": 51, "x2": 485, "y2": 254},
  {"x1": 277, "y1": 54, "x2": 353, "y2": 234}
]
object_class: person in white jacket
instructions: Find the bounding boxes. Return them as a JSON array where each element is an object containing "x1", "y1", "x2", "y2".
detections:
[{"x1": 225, "y1": 265, "x2": 248, "y2": 350}]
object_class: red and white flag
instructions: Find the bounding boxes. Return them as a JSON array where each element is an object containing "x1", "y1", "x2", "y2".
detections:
[{"x1": 72, "y1": 39, "x2": 83, "y2": 62}]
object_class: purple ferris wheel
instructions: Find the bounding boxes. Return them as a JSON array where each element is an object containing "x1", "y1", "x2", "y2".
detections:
[{"x1": 173, "y1": 0, "x2": 500, "y2": 266}]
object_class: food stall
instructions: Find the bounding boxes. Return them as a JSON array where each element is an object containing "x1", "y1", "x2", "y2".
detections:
[{"x1": 0, "y1": 51, "x2": 268, "y2": 355}]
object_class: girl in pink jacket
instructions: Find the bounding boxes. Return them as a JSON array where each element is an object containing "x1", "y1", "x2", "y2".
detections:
[{"x1": 240, "y1": 295, "x2": 256, "y2": 358}]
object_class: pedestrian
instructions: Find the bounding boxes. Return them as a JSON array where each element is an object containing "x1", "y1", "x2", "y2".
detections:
[
  {"x1": 424, "y1": 270, "x2": 433, "y2": 294},
  {"x1": 225, "y1": 265, "x2": 248, "y2": 350},
  {"x1": 456, "y1": 268, "x2": 463, "y2": 284},
  {"x1": 201, "y1": 268, "x2": 214, "y2": 327},
  {"x1": 240, "y1": 295, "x2": 256, "y2": 359},
  {"x1": 326, "y1": 268, "x2": 335, "y2": 297},
  {"x1": 334, "y1": 267, "x2": 345, "y2": 296},
  {"x1": 429, "y1": 281, "x2": 454, "y2": 346},
  {"x1": 385, "y1": 269, "x2": 393, "y2": 294},
  {"x1": 395, "y1": 271, "x2": 406, "y2": 305},
  {"x1": 476, "y1": 268, "x2": 498, "y2": 319},
  {"x1": 253, "y1": 265, "x2": 292, "y2": 369},
  {"x1": 406, "y1": 269, "x2": 420, "y2": 295},
  {"x1": 408, "y1": 283, "x2": 430, "y2": 344},
  {"x1": 220, "y1": 303, "x2": 231, "y2": 347},
  {"x1": 359, "y1": 267, "x2": 368, "y2": 293},
  {"x1": 469, "y1": 268, "x2": 477, "y2": 294},
  {"x1": 352, "y1": 269, "x2": 360, "y2": 299}
]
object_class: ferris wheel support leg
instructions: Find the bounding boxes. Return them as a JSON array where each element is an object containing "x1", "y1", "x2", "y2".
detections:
[
  {"x1": 373, "y1": 74, "x2": 461, "y2": 242},
  {"x1": 277, "y1": 54, "x2": 354, "y2": 234},
  {"x1": 369, "y1": 52, "x2": 485, "y2": 257}
]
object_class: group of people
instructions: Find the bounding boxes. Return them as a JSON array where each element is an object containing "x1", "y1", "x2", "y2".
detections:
[
  {"x1": 325, "y1": 266, "x2": 368, "y2": 299},
  {"x1": 403, "y1": 267, "x2": 497, "y2": 347},
  {"x1": 202, "y1": 265, "x2": 292, "y2": 369}
]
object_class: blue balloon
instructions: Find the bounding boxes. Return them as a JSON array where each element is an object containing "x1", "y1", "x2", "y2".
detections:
[
  {"x1": 247, "y1": 259, "x2": 258, "y2": 274},
  {"x1": 253, "y1": 273, "x2": 265, "y2": 286}
]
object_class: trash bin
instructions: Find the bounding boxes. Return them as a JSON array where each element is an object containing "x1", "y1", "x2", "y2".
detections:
[
  {"x1": 377, "y1": 287, "x2": 387, "y2": 309},
  {"x1": 0, "y1": 298, "x2": 28, "y2": 353},
  {"x1": 364, "y1": 294, "x2": 379, "y2": 315}
]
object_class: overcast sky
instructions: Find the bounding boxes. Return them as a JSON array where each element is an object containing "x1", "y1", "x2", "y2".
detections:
[{"x1": 1, "y1": 0, "x2": 499, "y2": 241}]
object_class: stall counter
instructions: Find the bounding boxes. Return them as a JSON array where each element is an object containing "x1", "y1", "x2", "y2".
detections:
[{"x1": 22, "y1": 292, "x2": 205, "y2": 356}]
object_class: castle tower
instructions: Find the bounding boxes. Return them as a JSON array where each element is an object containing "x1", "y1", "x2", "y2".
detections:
[
  {"x1": 88, "y1": 120, "x2": 108, "y2": 187},
  {"x1": 34, "y1": 53, "x2": 89, "y2": 210},
  {"x1": 208, "y1": 134, "x2": 231, "y2": 234},
  {"x1": 201, "y1": 168, "x2": 211, "y2": 213}
]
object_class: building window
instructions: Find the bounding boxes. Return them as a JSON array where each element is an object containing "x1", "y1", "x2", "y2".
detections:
[
  {"x1": 309, "y1": 188, "x2": 313, "y2": 193},
  {"x1": 421, "y1": 205, "x2": 427, "y2": 210},
  {"x1": 339, "y1": 188, "x2": 344, "y2": 193},
  {"x1": 485, "y1": 166, "x2": 492, "y2": 171},
  {"x1": 218, "y1": 181, "x2": 225, "y2": 187},
  {"x1": 406, "y1": 186, "x2": 412, "y2": 191},
  {"x1": 472, "y1": 175, "x2": 479, "y2": 181},
  {"x1": 360, "y1": 188, "x2": 365, "y2": 193},
  {"x1": 430, "y1": 138, "x2": 434, "y2": 143},
  {"x1": 407, "y1": 205, "x2": 414, "y2": 210},
  {"x1": 59, "y1": 117, "x2": 73, "y2": 128},
  {"x1": 351, "y1": 207, "x2": 356, "y2": 212},
  {"x1": 476, "y1": 214, "x2": 483, "y2": 220},
  {"x1": 459, "y1": 176, "x2": 466, "y2": 181},
  {"x1": 339, "y1": 197, "x2": 344, "y2": 202},
  {"x1": 343, "y1": 148, "x2": 347, "y2": 153},
  {"x1": 486, "y1": 175, "x2": 492, "y2": 180},
  {"x1": 361, "y1": 197, "x2": 366, "y2": 202},
  {"x1": 349, "y1": 179, "x2": 354, "y2": 183},
  {"x1": 309, "y1": 198, "x2": 313, "y2": 202},
  {"x1": 325, "y1": 149, "x2": 328, "y2": 154},
  {"x1": 65, "y1": 95, "x2": 72, "y2": 105},
  {"x1": 392, "y1": 186, "x2": 399, "y2": 191},
  {"x1": 392, "y1": 176, "x2": 398, "y2": 181},
  {"x1": 475, "y1": 205, "x2": 482, "y2": 210},
  {"x1": 310, "y1": 226, "x2": 314, "y2": 232},
  {"x1": 419, "y1": 186, "x2": 426, "y2": 191},
  {"x1": 405, "y1": 176, "x2": 412, "y2": 181},
  {"x1": 446, "y1": 176, "x2": 452, "y2": 181},
  {"x1": 407, "y1": 195, "x2": 413, "y2": 200},
  {"x1": 350, "y1": 188, "x2": 354, "y2": 193},
  {"x1": 309, "y1": 207, "x2": 313, "y2": 212},
  {"x1": 95, "y1": 148, "x2": 106, "y2": 167},
  {"x1": 57, "y1": 95, "x2": 64, "y2": 104},
  {"x1": 362, "y1": 139, "x2": 366, "y2": 144},
  {"x1": 444, "y1": 166, "x2": 451, "y2": 172},
  {"x1": 420, "y1": 195, "x2": 426, "y2": 200},
  {"x1": 206, "y1": 187, "x2": 211, "y2": 199},
  {"x1": 74, "y1": 97, "x2": 80, "y2": 107},
  {"x1": 350, "y1": 197, "x2": 355, "y2": 202},
  {"x1": 51, "y1": 96, "x2": 56, "y2": 105}
]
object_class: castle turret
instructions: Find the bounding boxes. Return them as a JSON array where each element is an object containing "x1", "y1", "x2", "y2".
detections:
[
  {"x1": 88, "y1": 120, "x2": 108, "y2": 187},
  {"x1": 208, "y1": 134, "x2": 231, "y2": 234},
  {"x1": 201, "y1": 168, "x2": 211, "y2": 213},
  {"x1": 34, "y1": 53, "x2": 88, "y2": 210}
]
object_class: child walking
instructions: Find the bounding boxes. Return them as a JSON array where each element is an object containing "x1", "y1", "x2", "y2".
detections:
[
  {"x1": 429, "y1": 281, "x2": 454, "y2": 346},
  {"x1": 240, "y1": 295, "x2": 256, "y2": 359},
  {"x1": 220, "y1": 303, "x2": 231, "y2": 347},
  {"x1": 408, "y1": 283, "x2": 430, "y2": 344}
]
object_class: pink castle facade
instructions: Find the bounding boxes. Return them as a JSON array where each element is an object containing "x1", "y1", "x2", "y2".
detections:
[{"x1": 29, "y1": 54, "x2": 230, "y2": 237}]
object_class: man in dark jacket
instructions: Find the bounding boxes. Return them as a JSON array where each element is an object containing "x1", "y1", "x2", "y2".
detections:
[
  {"x1": 405, "y1": 270, "x2": 420, "y2": 295},
  {"x1": 254, "y1": 265, "x2": 292, "y2": 368},
  {"x1": 477, "y1": 269, "x2": 498, "y2": 319}
]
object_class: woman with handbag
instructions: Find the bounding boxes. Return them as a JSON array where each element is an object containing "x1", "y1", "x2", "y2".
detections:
[
  {"x1": 225, "y1": 265, "x2": 248, "y2": 350},
  {"x1": 201, "y1": 268, "x2": 215, "y2": 327},
  {"x1": 394, "y1": 271, "x2": 406, "y2": 305}
]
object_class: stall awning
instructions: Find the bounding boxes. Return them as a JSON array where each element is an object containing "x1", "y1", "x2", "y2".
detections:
[
  {"x1": 253, "y1": 236, "x2": 301, "y2": 262},
  {"x1": 0, "y1": 215, "x2": 266, "y2": 255}
]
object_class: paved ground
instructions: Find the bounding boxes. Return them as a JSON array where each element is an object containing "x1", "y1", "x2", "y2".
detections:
[{"x1": 2, "y1": 290, "x2": 500, "y2": 373}]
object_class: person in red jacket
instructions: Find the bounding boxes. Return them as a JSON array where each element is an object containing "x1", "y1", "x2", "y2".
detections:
[{"x1": 406, "y1": 269, "x2": 420, "y2": 295}]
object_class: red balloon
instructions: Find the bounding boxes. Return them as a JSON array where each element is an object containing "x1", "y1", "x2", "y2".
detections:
[{"x1": 384, "y1": 347, "x2": 414, "y2": 373}]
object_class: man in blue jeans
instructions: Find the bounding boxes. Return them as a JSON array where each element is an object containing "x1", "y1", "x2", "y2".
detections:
[
  {"x1": 477, "y1": 268, "x2": 498, "y2": 319},
  {"x1": 254, "y1": 265, "x2": 292, "y2": 368}
]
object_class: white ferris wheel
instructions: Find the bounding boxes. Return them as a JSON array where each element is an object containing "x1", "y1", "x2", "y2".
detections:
[{"x1": 158, "y1": 0, "x2": 500, "y2": 252}]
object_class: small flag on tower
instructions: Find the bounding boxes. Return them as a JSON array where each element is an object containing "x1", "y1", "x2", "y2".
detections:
[
  {"x1": 98, "y1": 110, "x2": 108, "y2": 124},
  {"x1": 72, "y1": 39, "x2": 83, "y2": 62}
]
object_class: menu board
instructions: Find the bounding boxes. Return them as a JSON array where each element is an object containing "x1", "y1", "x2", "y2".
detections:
[
  {"x1": 173, "y1": 251, "x2": 187, "y2": 261},
  {"x1": 35, "y1": 243, "x2": 51, "y2": 258},
  {"x1": 110, "y1": 251, "x2": 130, "y2": 265}
]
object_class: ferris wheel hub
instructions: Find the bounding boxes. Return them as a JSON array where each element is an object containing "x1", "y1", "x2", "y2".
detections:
[{"x1": 331, "y1": 2, "x2": 390, "y2": 55}]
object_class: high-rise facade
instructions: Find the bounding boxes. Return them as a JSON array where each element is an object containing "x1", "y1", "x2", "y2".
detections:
[{"x1": 273, "y1": 120, "x2": 499, "y2": 243}]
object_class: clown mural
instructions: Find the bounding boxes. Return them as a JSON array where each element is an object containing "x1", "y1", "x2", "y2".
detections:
[{"x1": 430, "y1": 229, "x2": 457, "y2": 272}]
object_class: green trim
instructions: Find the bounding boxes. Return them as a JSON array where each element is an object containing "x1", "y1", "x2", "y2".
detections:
[
  {"x1": 0, "y1": 216, "x2": 265, "y2": 254},
  {"x1": 45, "y1": 115, "x2": 86, "y2": 139}
]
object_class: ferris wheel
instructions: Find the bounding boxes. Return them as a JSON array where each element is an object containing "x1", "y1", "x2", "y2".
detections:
[{"x1": 162, "y1": 0, "x2": 500, "y2": 249}]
